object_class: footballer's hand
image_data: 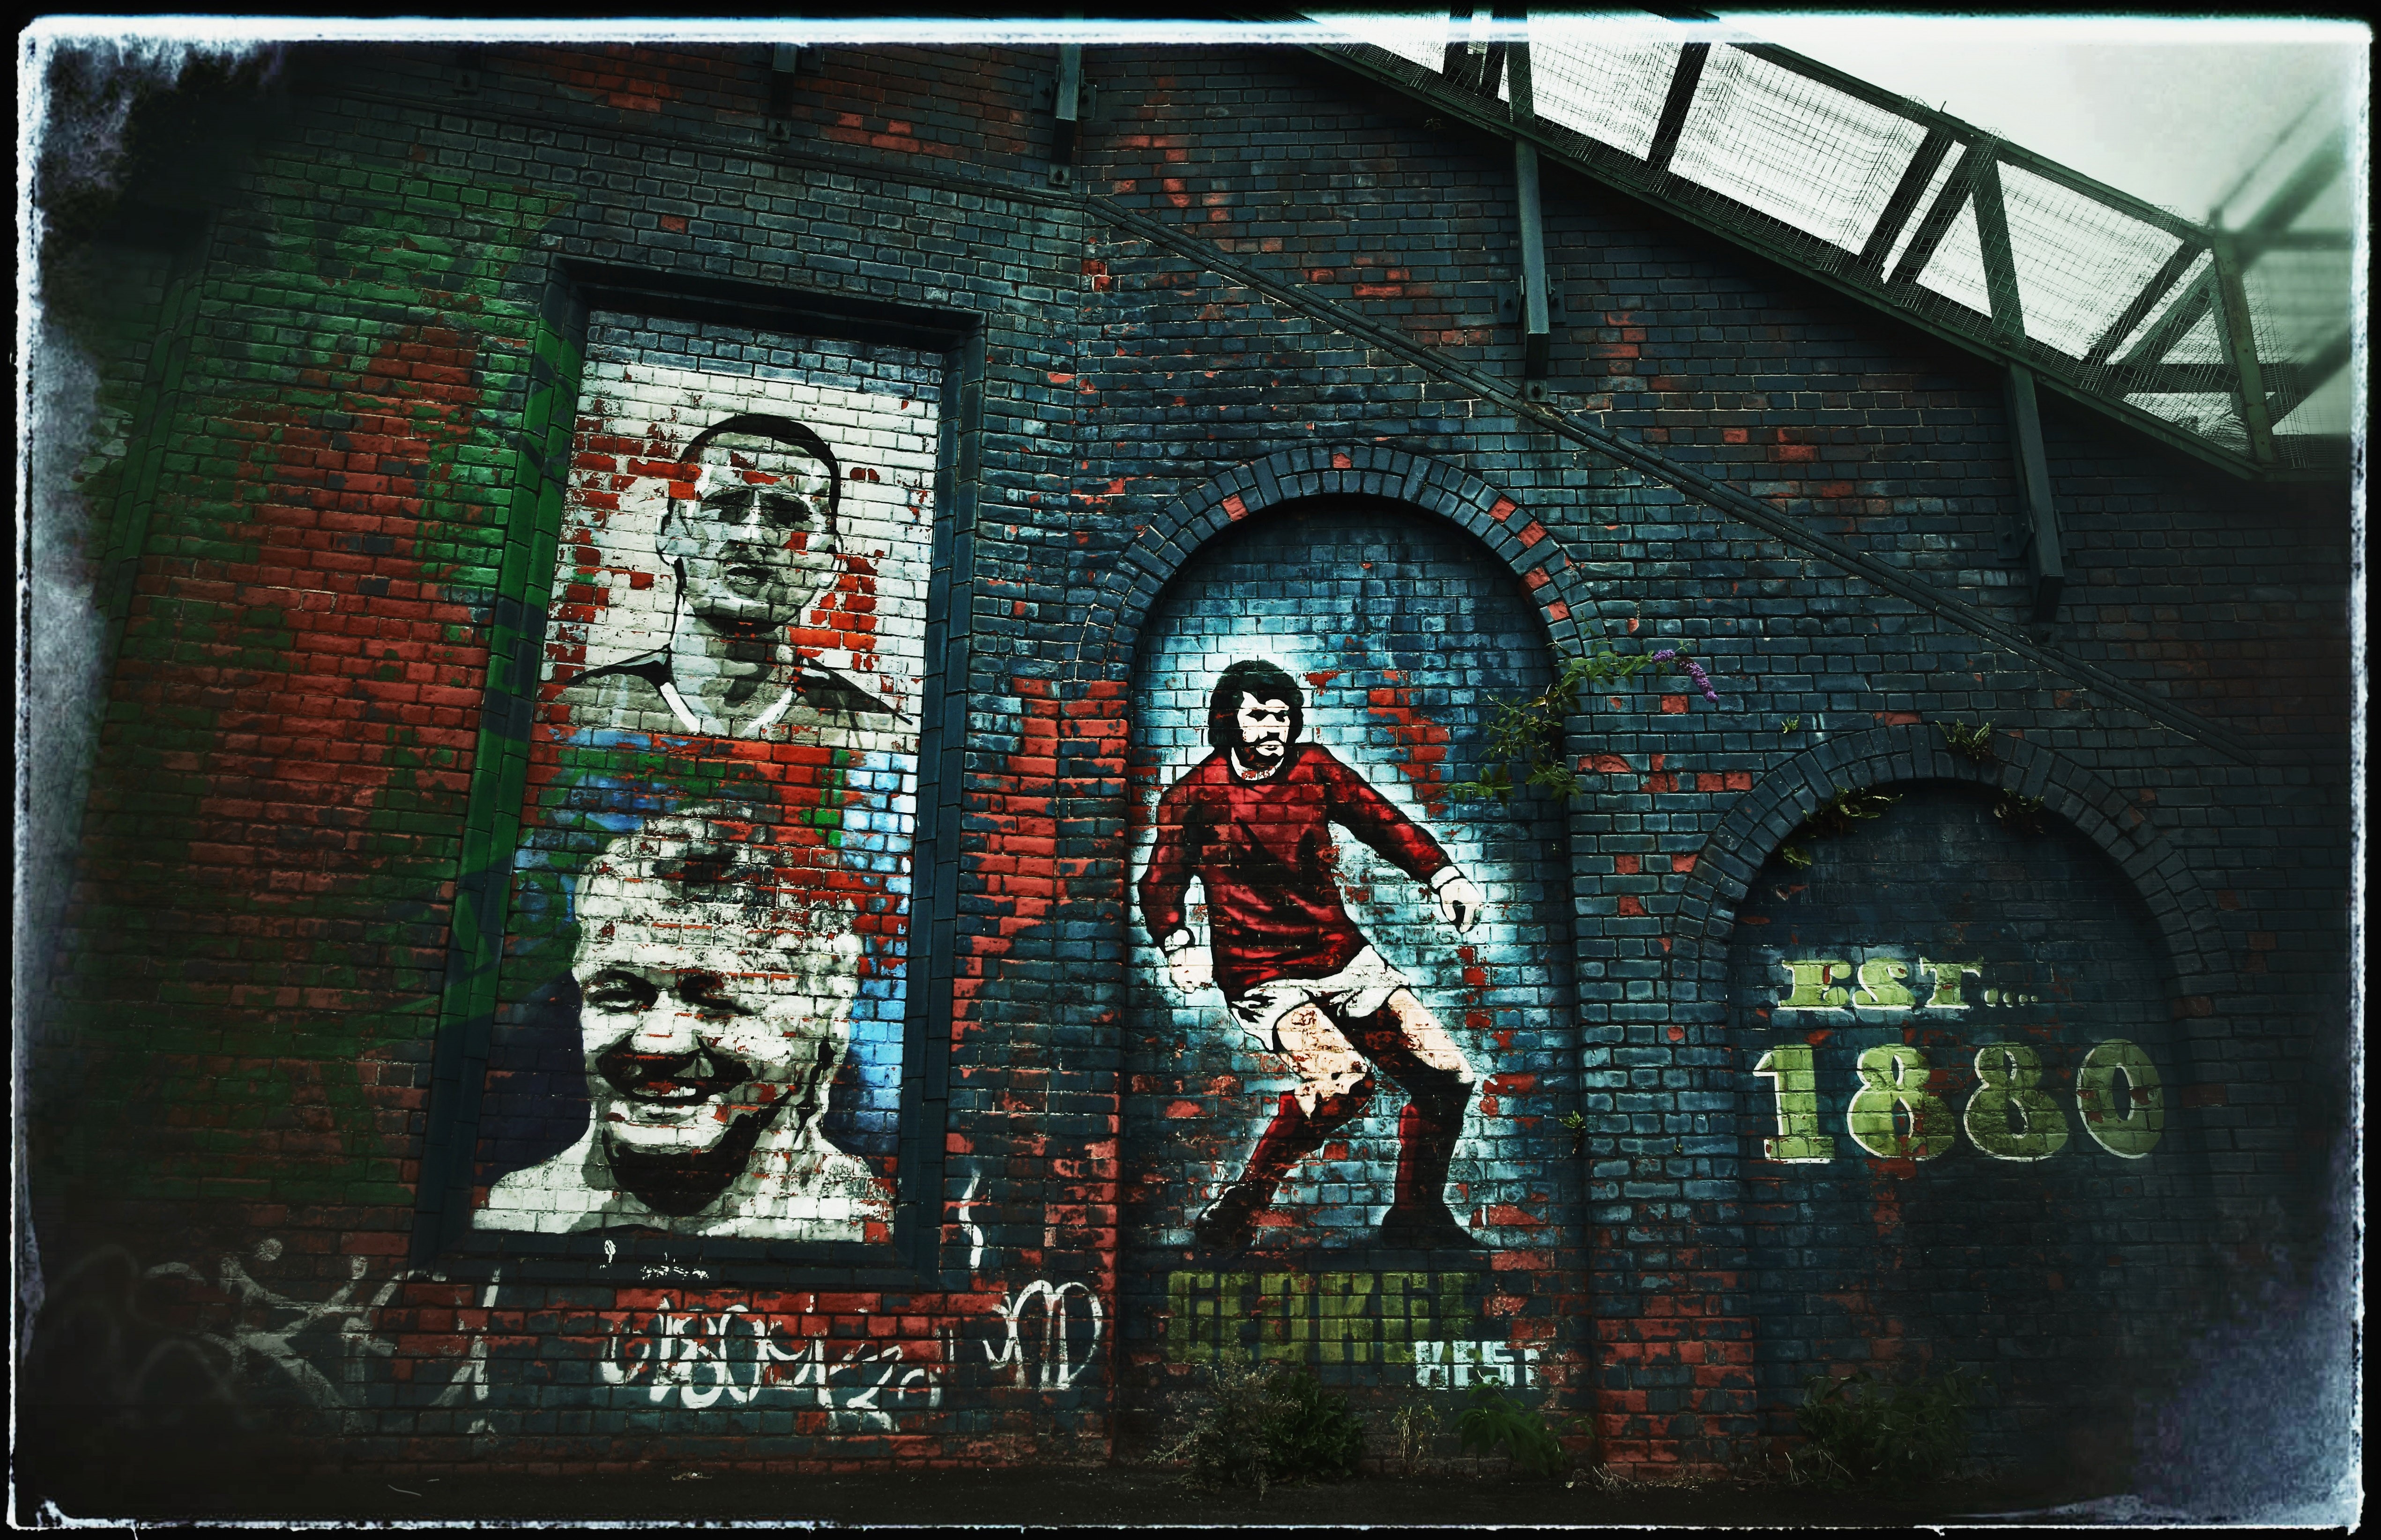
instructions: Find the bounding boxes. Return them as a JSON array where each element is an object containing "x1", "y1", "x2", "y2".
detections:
[
  {"x1": 1434, "y1": 874, "x2": 1486, "y2": 933},
  {"x1": 1164, "y1": 940, "x2": 1213, "y2": 995}
]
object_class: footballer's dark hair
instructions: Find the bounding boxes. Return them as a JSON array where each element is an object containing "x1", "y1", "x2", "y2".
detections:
[
  {"x1": 673, "y1": 412, "x2": 842, "y2": 540},
  {"x1": 1207, "y1": 659, "x2": 1304, "y2": 752}
]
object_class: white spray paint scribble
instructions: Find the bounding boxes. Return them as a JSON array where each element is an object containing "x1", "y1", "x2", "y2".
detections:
[
  {"x1": 955, "y1": 1168, "x2": 985, "y2": 1273},
  {"x1": 599, "y1": 1299, "x2": 943, "y2": 1424},
  {"x1": 981, "y1": 1280, "x2": 1103, "y2": 1391}
]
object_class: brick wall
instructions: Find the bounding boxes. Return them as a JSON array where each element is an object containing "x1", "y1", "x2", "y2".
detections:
[{"x1": 22, "y1": 36, "x2": 2351, "y2": 1490}]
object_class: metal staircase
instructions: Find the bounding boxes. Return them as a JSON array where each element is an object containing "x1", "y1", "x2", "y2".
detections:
[{"x1": 1297, "y1": 11, "x2": 2356, "y2": 482}]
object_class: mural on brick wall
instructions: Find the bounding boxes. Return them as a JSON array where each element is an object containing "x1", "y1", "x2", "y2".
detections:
[
  {"x1": 1138, "y1": 657, "x2": 1489, "y2": 1253},
  {"x1": 1124, "y1": 505, "x2": 1581, "y2": 1335},
  {"x1": 1729, "y1": 782, "x2": 2210, "y2": 1462},
  {"x1": 470, "y1": 315, "x2": 938, "y2": 1242}
]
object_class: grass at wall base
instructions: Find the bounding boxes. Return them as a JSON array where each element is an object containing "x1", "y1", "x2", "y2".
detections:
[
  {"x1": 1159, "y1": 1349, "x2": 1365, "y2": 1494},
  {"x1": 1788, "y1": 1365, "x2": 1974, "y2": 1489}
]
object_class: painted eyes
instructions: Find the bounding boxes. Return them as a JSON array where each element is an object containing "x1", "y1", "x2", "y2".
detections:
[
  {"x1": 698, "y1": 485, "x2": 816, "y2": 531},
  {"x1": 581, "y1": 967, "x2": 756, "y2": 1021}
]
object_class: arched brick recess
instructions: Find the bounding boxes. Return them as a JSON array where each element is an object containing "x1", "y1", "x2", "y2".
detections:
[
  {"x1": 1055, "y1": 446, "x2": 1603, "y2": 1448},
  {"x1": 1061, "y1": 444, "x2": 1590, "y2": 687},
  {"x1": 1668, "y1": 724, "x2": 2241, "y2": 1466},
  {"x1": 1666, "y1": 722, "x2": 2238, "y2": 1026}
]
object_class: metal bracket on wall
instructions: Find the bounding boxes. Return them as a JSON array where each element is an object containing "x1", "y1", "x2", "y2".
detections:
[
  {"x1": 1496, "y1": 6, "x2": 1553, "y2": 379},
  {"x1": 1999, "y1": 363, "x2": 2065, "y2": 622},
  {"x1": 1041, "y1": 45, "x2": 1092, "y2": 185},
  {"x1": 768, "y1": 42, "x2": 815, "y2": 126},
  {"x1": 453, "y1": 46, "x2": 480, "y2": 97},
  {"x1": 1496, "y1": 275, "x2": 1567, "y2": 325}
]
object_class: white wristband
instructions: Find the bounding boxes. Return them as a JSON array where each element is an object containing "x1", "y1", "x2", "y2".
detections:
[
  {"x1": 1160, "y1": 928, "x2": 1194, "y2": 954},
  {"x1": 1428, "y1": 866, "x2": 1466, "y2": 893}
]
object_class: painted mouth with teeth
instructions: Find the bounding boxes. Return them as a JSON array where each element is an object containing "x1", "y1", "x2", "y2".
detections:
[{"x1": 596, "y1": 1046, "x2": 751, "y2": 1110}]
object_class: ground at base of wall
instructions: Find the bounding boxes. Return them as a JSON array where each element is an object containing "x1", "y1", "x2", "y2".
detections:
[{"x1": 20, "y1": 1462, "x2": 2149, "y2": 1528}]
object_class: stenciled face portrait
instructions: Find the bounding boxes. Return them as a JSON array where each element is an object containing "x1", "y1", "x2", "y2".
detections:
[
  {"x1": 476, "y1": 806, "x2": 893, "y2": 1241},
  {"x1": 1235, "y1": 692, "x2": 1295, "y2": 771},
  {"x1": 660, "y1": 429, "x2": 840, "y2": 635}
]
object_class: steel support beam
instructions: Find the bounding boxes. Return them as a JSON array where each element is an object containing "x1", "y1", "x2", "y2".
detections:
[
  {"x1": 1051, "y1": 43, "x2": 1082, "y2": 175},
  {"x1": 1496, "y1": 7, "x2": 1548, "y2": 379},
  {"x1": 2083, "y1": 240, "x2": 2202, "y2": 369},
  {"x1": 2115, "y1": 268, "x2": 2217, "y2": 370},
  {"x1": 1970, "y1": 152, "x2": 2024, "y2": 339},
  {"x1": 1887, "y1": 141, "x2": 1991, "y2": 290},
  {"x1": 1517, "y1": 141, "x2": 1551, "y2": 376},
  {"x1": 1853, "y1": 127, "x2": 1954, "y2": 280},
  {"x1": 1644, "y1": 42, "x2": 1710, "y2": 176},
  {"x1": 1290, "y1": 30, "x2": 2340, "y2": 482},
  {"x1": 2003, "y1": 363, "x2": 2065, "y2": 622},
  {"x1": 2208, "y1": 234, "x2": 2277, "y2": 465},
  {"x1": 2236, "y1": 126, "x2": 2349, "y2": 241},
  {"x1": 1442, "y1": 6, "x2": 1481, "y2": 90}
]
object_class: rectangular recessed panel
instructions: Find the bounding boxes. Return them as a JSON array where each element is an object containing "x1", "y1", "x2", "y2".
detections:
[{"x1": 1666, "y1": 44, "x2": 1931, "y2": 252}]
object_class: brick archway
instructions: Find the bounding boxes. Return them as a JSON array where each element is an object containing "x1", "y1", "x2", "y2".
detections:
[
  {"x1": 1665, "y1": 721, "x2": 2238, "y2": 1025},
  {"x1": 1060, "y1": 443, "x2": 1591, "y2": 687}
]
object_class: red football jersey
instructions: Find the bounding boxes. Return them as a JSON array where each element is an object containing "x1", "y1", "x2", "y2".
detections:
[{"x1": 1138, "y1": 742, "x2": 1451, "y2": 998}]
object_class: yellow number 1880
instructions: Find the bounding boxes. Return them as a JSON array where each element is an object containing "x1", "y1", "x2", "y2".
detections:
[{"x1": 1752, "y1": 1038, "x2": 2165, "y2": 1163}]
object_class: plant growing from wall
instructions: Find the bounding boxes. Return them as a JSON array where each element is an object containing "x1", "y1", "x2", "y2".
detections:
[
  {"x1": 1994, "y1": 791, "x2": 2049, "y2": 836},
  {"x1": 1449, "y1": 644, "x2": 1722, "y2": 803},
  {"x1": 1776, "y1": 785, "x2": 1902, "y2": 869},
  {"x1": 1159, "y1": 1349, "x2": 1368, "y2": 1492},
  {"x1": 1936, "y1": 719, "x2": 1997, "y2": 763},
  {"x1": 1450, "y1": 1372, "x2": 1578, "y2": 1479},
  {"x1": 1790, "y1": 1366, "x2": 1973, "y2": 1489}
]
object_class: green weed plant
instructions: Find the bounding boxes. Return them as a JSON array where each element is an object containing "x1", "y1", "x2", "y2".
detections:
[
  {"x1": 1791, "y1": 1366, "x2": 1973, "y2": 1489},
  {"x1": 1450, "y1": 1373, "x2": 1576, "y2": 1479},
  {"x1": 1161, "y1": 1349, "x2": 1366, "y2": 1493},
  {"x1": 1777, "y1": 784, "x2": 1901, "y2": 868},
  {"x1": 1448, "y1": 644, "x2": 1713, "y2": 804},
  {"x1": 1936, "y1": 720, "x2": 1997, "y2": 763}
]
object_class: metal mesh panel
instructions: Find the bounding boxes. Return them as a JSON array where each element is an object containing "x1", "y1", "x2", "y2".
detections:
[
  {"x1": 1668, "y1": 45, "x2": 1928, "y2": 254},
  {"x1": 1998, "y1": 163, "x2": 2189, "y2": 363},
  {"x1": 1525, "y1": 19, "x2": 1672, "y2": 161},
  {"x1": 2106, "y1": 249, "x2": 2215, "y2": 361},
  {"x1": 1297, "y1": 14, "x2": 2353, "y2": 473},
  {"x1": 1915, "y1": 197, "x2": 1995, "y2": 319},
  {"x1": 1345, "y1": 13, "x2": 1453, "y2": 73},
  {"x1": 2125, "y1": 391, "x2": 2249, "y2": 453}
]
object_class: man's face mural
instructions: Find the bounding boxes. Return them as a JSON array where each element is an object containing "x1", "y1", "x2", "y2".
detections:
[
  {"x1": 659, "y1": 429, "x2": 839, "y2": 634},
  {"x1": 1235, "y1": 693, "x2": 1295, "y2": 770},
  {"x1": 572, "y1": 812, "x2": 861, "y2": 1213}
]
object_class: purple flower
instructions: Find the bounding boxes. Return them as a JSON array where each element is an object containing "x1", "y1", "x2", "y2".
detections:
[{"x1": 1649, "y1": 648, "x2": 1721, "y2": 704}]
